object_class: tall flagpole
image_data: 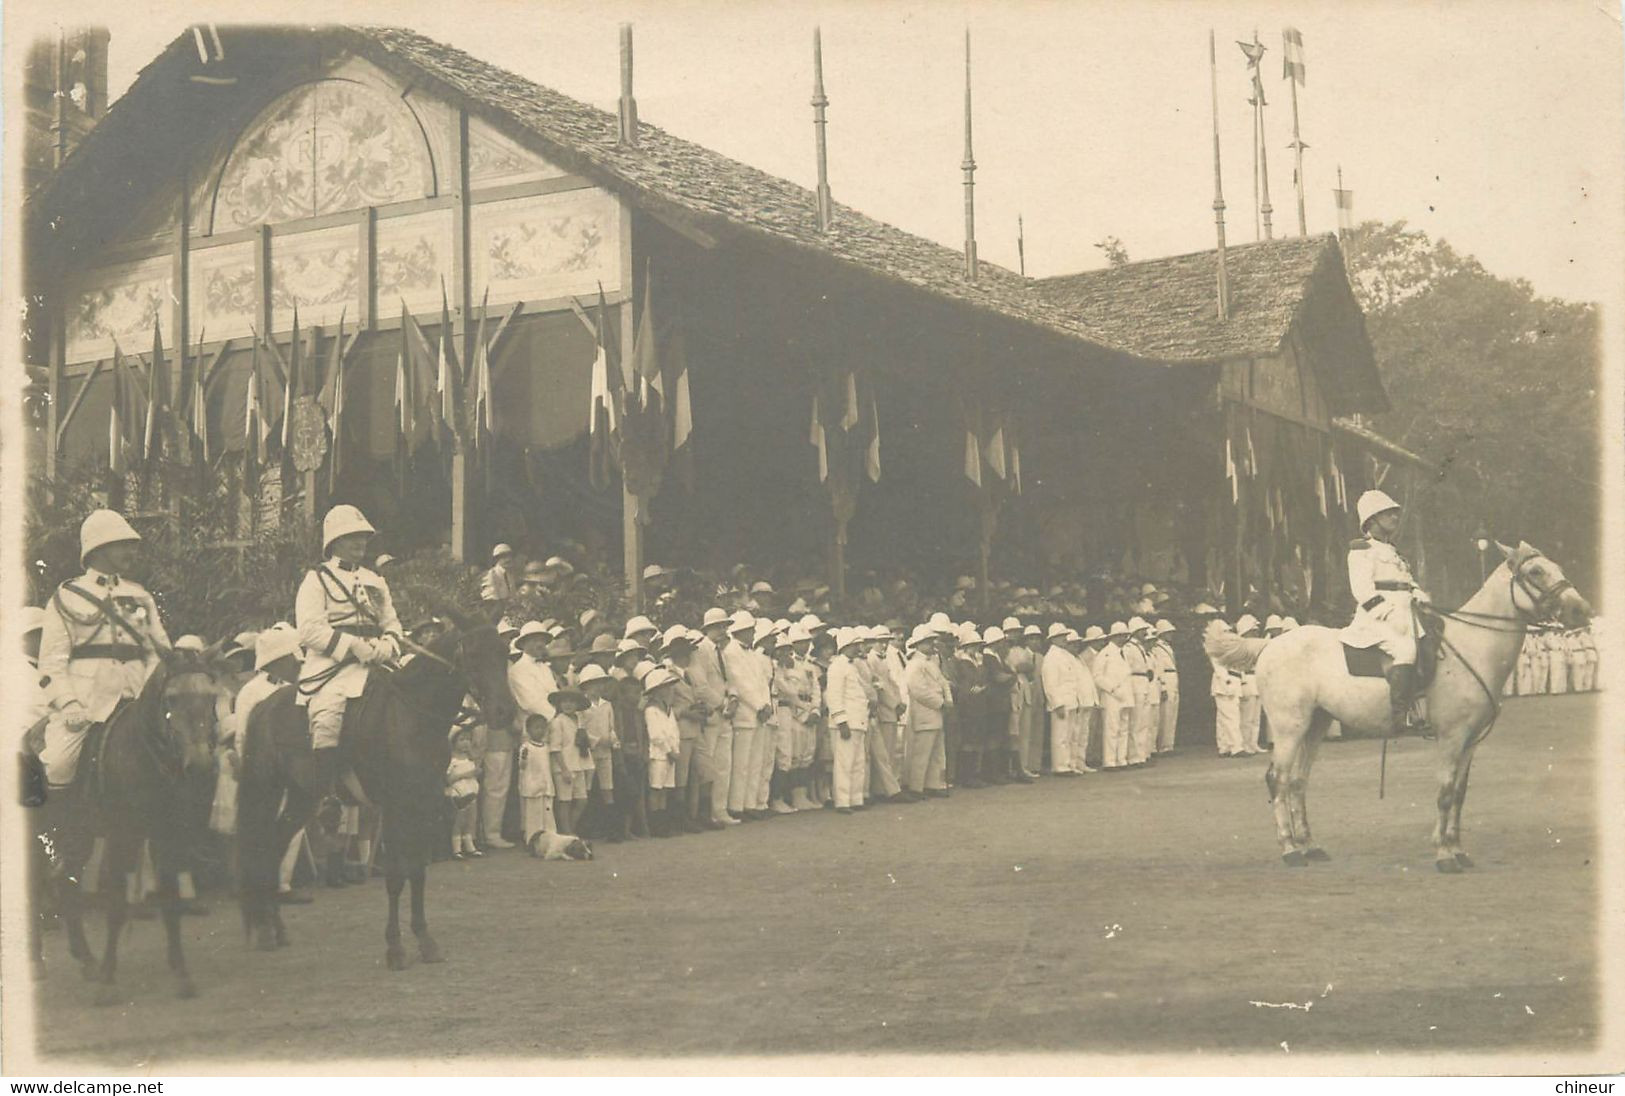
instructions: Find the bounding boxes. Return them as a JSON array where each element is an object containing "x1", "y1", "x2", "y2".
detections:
[
  {"x1": 1250, "y1": 61, "x2": 1260, "y2": 241},
  {"x1": 812, "y1": 27, "x2": 833, "y2": 232},
  {"x1": 1256, "y1": 37, "x2": 1274, "y2": 240},
  {"x1": 1289, "y1": 74, "x2": 1306, "y2": 234},
  {"x1": 1210, "y1": 30, "x2": 1230, "y2": 320},
  {"x1": 962, "y1": 28, "x2": 978, "y2": 281}
]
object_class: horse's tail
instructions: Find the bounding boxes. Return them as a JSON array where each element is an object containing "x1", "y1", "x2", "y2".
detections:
[{"x1": 1204, "y1": 631, "x2": 1269, "y2": 671}]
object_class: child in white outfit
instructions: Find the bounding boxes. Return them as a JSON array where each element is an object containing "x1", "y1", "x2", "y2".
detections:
[{"x1": 446, "y1": 729, "x2": 482, "y2": 858}]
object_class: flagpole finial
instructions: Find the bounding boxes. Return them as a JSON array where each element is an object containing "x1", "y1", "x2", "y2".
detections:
[
  {"x1": 812, "y1": 26, "x2": 834, "y2": 232},
  {"x1": 962, "y1": 27, "x2": 978, "y2": 281}
]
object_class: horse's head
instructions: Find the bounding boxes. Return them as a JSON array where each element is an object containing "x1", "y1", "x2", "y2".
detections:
[
  {"x1": 430, "y1": 612, "x2": 517, "y2": 731},
  {"x1": 157, "y1": 643, "x2": 236, "y2": 777},
  {"x1": 1498, "y1": 541, "x2": 1592, "y2": 629}
]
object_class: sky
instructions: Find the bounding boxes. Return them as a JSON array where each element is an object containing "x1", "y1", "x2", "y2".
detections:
[{"x1": 21, "y1": 0, "x2": 1625, "y2": 303}]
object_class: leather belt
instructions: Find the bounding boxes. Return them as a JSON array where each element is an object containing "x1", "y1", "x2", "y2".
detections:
[
  {"x1": 335, "y1": 624, "x2": 383, "y2": 638},
  {"x1": 1132, "y1": 671, "x2": 1153, "y2": 678},
  {"x1": 1375, "y1": 581, "x2": 1412, "y2": 591},
  {"x1": 70, "y1": 643, "x2": 145, "y2": 662}
]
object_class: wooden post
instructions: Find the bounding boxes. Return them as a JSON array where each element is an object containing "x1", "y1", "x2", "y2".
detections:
[
  {"x1": 360, "y1": 207, "x2": 377, "y2": 332},
  {"x1": 449, "y1": 109, "x2": 474, "y2": 562},
  {"x1": 302, "y1": 324, "x2": 322, "y2": 526},
  {"x1": 45, "y1": 301, "x2": 65, "y2": 481},
  {"x1": 977, "y1": 495, "x2": 994, "y2": 618},
  {"x1": 171, "y1": 159, "x2": 190, "y2": 411}
]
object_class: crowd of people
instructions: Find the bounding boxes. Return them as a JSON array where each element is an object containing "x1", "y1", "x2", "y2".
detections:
[{"x1": 15, "y1": 503, "x2": 1604, "y2": 910}]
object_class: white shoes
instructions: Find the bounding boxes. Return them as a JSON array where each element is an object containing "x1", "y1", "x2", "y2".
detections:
[{"x1": 770, "y1": 799, "x2": 796, "y2": 814}]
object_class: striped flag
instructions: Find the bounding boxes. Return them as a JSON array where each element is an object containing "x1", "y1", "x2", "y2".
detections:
[
  {"x1": 1282, "y1": 27, "x2": 1305, "y2": 84},
  {"x1": 1225, "y1": 438, "x2": 1239, "y2": 503},
  {"x1": 634, "y1": 260, "x2": 662, "y2": 406},
  {"x1": 963, "y1": 430, "x2": 982, "y2": 488},
  {"x1": 142, "y1": 320, "x2": 165, "y2": 464},
  {"x1": 1010, "y1": 439, "x2": 1022, "y2": 494},
  {"x1": 587, "y1": 284, "x2": 619, "y2": 492},
  {"x1": 986, "y1": 417, "x2": 1007, "y2": 480},
  {"x1": 190, "y1": 326, "x2": 209, "y2": 463},
  {"x1": 281, "y1": 307, "x2": 300, "y2": 451},
  {"x1": 1315, "y1": 465, "x2": 1328, "y2": 517},
  {"x1": 669, "y1": 327, "x2": 694, "y2": 491},
  {"x1": 809, "y1": 392, "x2": 827, "y2": 483},
  {"x1": 840, "y1": 371, "x2": 859, "y2": 431},
  {"x1": 394, "y1": 302, "x2": 415, "y2": 442},
  {"x1": 109, "y1": 341, "x2": 128, "y2": 475},
  {"x1": 436, "y1": 286, "x2": 457, "y2": 436},
  {"x1": 864, "y1": 383, "x2": 880, "y2": 483}
]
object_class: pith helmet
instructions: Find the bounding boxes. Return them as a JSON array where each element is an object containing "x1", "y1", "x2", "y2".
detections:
[
  {"x1": 321, "y1": 505, "x2": 376, "y2": 553},
  {"x1": 254, "y1": 624, "x2": 302, "y2": 669},
  {"x1": 1356, "y1": 489, "x2": 1402, "y2": 528},
  {"x1": 80, "y1": 509, "x2": 141, "y2": 566}
]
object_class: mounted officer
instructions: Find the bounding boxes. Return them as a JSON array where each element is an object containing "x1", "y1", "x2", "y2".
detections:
[
  {"x1": 295, "y1": 505, "x2": 404, "y2": 795},
  {"x1": 36, "y1": 509, "x2": 172, "y2": 790},
  {"x1": 1345, "y1": 489, "x2": 1432, "y2": 737}
]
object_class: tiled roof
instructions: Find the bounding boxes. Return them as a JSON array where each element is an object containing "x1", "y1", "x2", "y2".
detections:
[{"x1": 32, "y1": 24, "x2": 1380, "y2": 392}]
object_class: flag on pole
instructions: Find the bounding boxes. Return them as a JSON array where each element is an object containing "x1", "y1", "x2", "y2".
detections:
[
  {"x1": 864, "y1": 383, "x2": 880, "y2": 483},
  {"x1": 809, "y1": 392, "x2": 827, "y2": 483},
  {"x1": 669, "y1": 327, "x2": 694, "y2": 491},
  {"x1": 587, "y1": 283, "x2": 620, "y2": 492},
  {"x1": 1334, "y1": 185, "x2": 1354, "y2": 232},
  {"x1": 394, "y1": 303, "x2": 415, "y2": 442},
  {"x1": 634, "y1": 259, "x2": 662, "y2": 405},
  {"x1": 109, "y1": 342, "x2": 128, "y2": 475},
  {"x1": 436, "y1": 286, "x2": 457, "y2": 437},
  {"x1": 1009, "y1": 437, "x2": 1022, "y2": 494},
  {"x1": 840, "y1": 372, "x2": 859, "y2": 431},
  {"x1": 1244, "y1": 422, "x2": 1257, "y2": 476},
  {"x1": 1282, "y1": 26, "x2": 1305, "y2": 84},
  {"x1": 190, "y1": 326, "x2": 209, "y2": 463},
  {"x1": 281, "y1": 307, "x2": 300, "y2": 451},
  {"x1": 964, "y1": 429, "x2": 982, "y2": 487},
  {"x1": 1315, "y1": 465, "x2": 1328, "y2": 517},
  {"x1": 1225, "y1": 438, "x2": 1239, "y2": 503},
  {"x1": 986, "y1": 416, "x2": 1007, "y2": 480},
  {"x1": 142, "y1": 320, "x2": 165, "y2": 464}
]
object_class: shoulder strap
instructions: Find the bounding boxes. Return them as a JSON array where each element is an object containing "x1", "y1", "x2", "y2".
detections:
[
  {"x1": 1348, "y1": 538, "x2": 1370, "y2": 551},
  {"x1": 60, "y1": 581, "x2": 151, "y2": 649}
]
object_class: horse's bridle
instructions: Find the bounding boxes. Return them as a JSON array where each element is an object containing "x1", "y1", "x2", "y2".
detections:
[{"x1": 1425, "y1": 551, "x2": 1574, "y2": 633}]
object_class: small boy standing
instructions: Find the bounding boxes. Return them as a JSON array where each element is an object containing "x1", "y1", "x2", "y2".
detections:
[
  {"x1": 642, "y1": 668, "x2": 682, "y2": 836},
  {"x1": 547, "y1": 687, "x2": 592, "y2": 835},
  {"x1": 446, "y1": 728, "x2": 483, "y2": 858},
  {"x1": 517, "y1": 709, "x2": 556, "y2": 845},
  {"x1": 576, "y1": 664, "x2": 621, "y2": 839}
]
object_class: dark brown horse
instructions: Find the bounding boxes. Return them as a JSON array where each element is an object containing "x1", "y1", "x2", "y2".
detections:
[
  {"x1": 36, "y1": 651, "x2": 230, "y2": 1005},
  {"x1": 237, "y1": 621, "x2": 514, "y2": 969}
]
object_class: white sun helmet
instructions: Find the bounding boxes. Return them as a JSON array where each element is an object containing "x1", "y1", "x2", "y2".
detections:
[
  {"x1": 321, "y1": 504, "x2": 376, "y2": 554},
  {"x1": 79, "y1": 509, "x2": 142, "y2": 567},
  {"x1": 1356, "y1": 489, "x2": 1402, "y2": 529}
]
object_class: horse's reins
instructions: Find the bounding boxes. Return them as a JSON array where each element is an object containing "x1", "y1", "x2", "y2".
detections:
[{"x1": 1415, "y1": 554, "x2": 1574, "y2": 750}]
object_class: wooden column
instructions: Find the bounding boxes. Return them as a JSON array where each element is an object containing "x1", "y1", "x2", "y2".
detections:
[
  {"x1": 619, "y1": 203, "x2": 643, "y2": 611},
  {"x1": 449, "y1": 109, "x2": 474, "y2": 562},
  {"x1": 302, "y1": 324, "x2": 322, "y2": 526},
  {"x1": 171, "y1": 160, "x2": 190, "y2": 410},
  {"x1": 45, "y1": 299, "x2": 65, "y2": 481},
  {"x1": 359, "y1": 207, "x2": 377, "y2": 332}
]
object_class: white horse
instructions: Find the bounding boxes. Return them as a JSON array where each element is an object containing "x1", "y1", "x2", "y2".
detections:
[{"x1": 1210, "y1": 542, "x2": 1591, "y2": 871}]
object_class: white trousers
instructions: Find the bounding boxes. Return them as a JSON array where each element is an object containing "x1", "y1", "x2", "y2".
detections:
[
  {"x1": 1550, "y1": 658, "x2": 1569, "y2": 694},
  {"x1": 1239, "y1": 695, "x2": 1262, "y2": 751},
  {"x1": 1157, "y1": 689, "x2": 1180, "y2": 751},
  {"x1": 1213, "y1": 695, "x2": 1242, "y2": 755},
  {"x1": 40, "y1": 717, "x2": 91, "y2": 787},
  {"x1": 832, "y1": 728, "x2": 868, "y2": 808},
  {"x1": 752, "y1": 720, "x2": 775, "y2": 808},
  {"x1": 702, "y1": 720, "x2": 733, "y2": 819},
  {"x1": 1101, "y1": 698, "x2": 1130, "y2": 767},
  {"x1": 481, "y1": 749, "x2": 513, "y2": 842},
  {"x1": 728, "y1": 725, "x2": 759, "y2": 812},
  {"x1": 1047, "y1": 709, "x2": 1074, "y2": 773}
]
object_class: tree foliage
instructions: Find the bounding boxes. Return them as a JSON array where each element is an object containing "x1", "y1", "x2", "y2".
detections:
[{"x1": 1341, "y1": 221, "x2": 1601, "y2": 599}]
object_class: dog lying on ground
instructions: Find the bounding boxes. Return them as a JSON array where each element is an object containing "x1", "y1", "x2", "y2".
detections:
[{"x1": 527, "y1": 831, "x2": 594, "y2": 861}]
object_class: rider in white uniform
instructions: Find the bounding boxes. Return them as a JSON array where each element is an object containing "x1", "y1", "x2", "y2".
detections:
[
  {"x1": 294, "y1": 506, "x2": 403, "y2": 793},
  {"x1": 1344, "y1": 489, "x2": 1432, "y2": 737},
  {"x1": 37, "y1": 510, "x2": 172, "y2": 788}
]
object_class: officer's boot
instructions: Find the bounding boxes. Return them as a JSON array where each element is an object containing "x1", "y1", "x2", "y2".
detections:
[
  {"x1": 309, "y1": 746, "x2": 342, "y2": 801},
  {"x1": 1384, "y1": 664, "x2": 1431, "y2": 738}
]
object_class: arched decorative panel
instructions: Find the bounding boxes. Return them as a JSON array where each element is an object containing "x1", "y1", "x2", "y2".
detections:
[{"x1": 212, "y1": 79, "x2": 436, "y2": 231}]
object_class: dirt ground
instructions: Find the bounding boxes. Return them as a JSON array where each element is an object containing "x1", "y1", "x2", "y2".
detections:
[{"x1": 22, "y1": 693, "x2": 1600, "y2": 1067}]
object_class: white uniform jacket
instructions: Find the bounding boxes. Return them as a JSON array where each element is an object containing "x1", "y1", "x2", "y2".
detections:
[
  {"x1": 1092, "y1": 644, "x2": 1134, "y2": 705},
  {"x1": 825, "y1": 654, "x2": 871, "y2": 732},
  {"x1": 294, "y1": 561, "x2": 402, "y2": 705},
  {"x1": 1344, "y1": 536, "x2": 1425, "y2": 648},
  {"x1": 38, "y1": 570, "x2": 170, "y2": 725}
]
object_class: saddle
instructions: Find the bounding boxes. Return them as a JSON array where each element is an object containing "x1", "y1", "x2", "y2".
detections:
[{"x1": 1341, "y1": 610, "x2": 1442, "y2": 686}]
